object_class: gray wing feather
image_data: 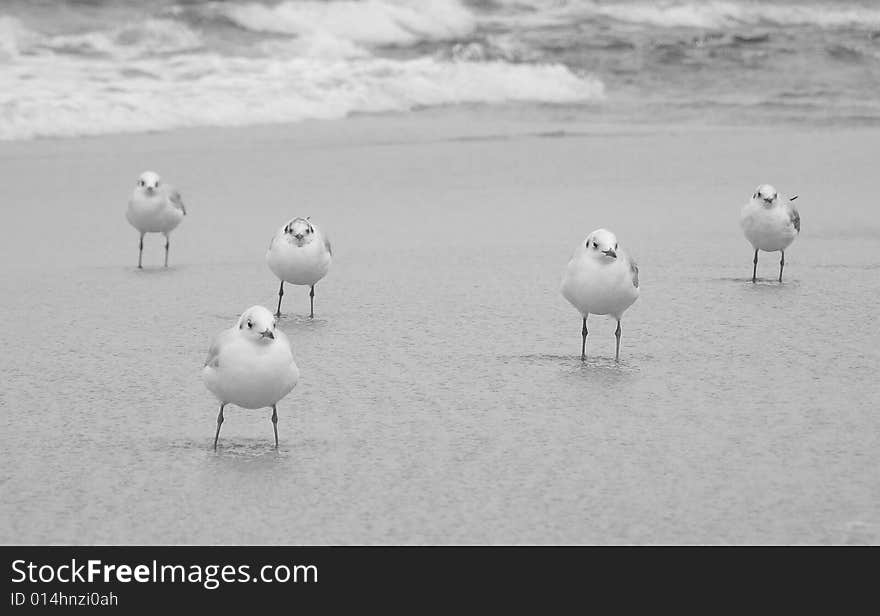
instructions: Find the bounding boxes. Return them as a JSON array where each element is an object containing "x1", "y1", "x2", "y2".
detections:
[
  {"x1": 204, "y1": 342, "x2": 220, "y2": 368},
  {"x1": 324, "y1": 236, "x2": 332, "y2": 256},
  {"x1": 168, "y1": 188, "x2": 186, "y2": 215},
  {"x1": 630, "y1": 259, "x2": 639, "y2": 288},
  {"x1": 789, "y1": 205, "x2": 800, "y2": 233},
  {"x1": 204, "y1": 329, "x2": 231, "y2": 368}
]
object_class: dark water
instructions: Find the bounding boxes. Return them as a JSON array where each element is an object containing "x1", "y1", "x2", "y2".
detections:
[
  {"x1": 2, "y1": 0, "x2": 880, "y2": 140},
  {"x1": 0, "y1": 122, "x2": 878, "y2": 543}
]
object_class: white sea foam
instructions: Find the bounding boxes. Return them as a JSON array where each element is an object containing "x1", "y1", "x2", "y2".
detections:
[
  {"x1": 0, "y1": 53, "x2": 604, "y2": 140},
  {"x1": 217, "y1": 0, "x2": 476, "y2": 45}
]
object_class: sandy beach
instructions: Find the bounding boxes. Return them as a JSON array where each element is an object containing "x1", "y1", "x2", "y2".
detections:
[
  {"x1": 3, "y1": 111, "x2": 879, "y2": 270},
  {"x1": 1, "y1": 113, "x2": 878, "y2": 544}
]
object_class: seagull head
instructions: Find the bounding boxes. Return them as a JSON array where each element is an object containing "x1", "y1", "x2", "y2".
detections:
[
  {"x1": 138, "y1": 171, "x2": 161, "y2": 195},
  {"x1": 586, "y1": 228, "x2": 619, "y2": 261},
  {"x1": 752, "y1": 184, "x2": 778, "y2": 207},
  {"x1": 237, "y1": 305, "x2": 277, "y2": 343},
  {"x1": 284, "y1": 217, "x2": 315, "y2": 246}
]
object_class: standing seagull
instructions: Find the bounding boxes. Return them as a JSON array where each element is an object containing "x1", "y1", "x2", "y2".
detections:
[
  {"x1": 561, "y1": 228, "x2": 640, "y2": 362},
  {"x1": 203, "y1": 306, "x2": 300, "y2": 449},
  {"x1": 740, "y1": 184, "x2": 800, "y2": 283},
  {"x1": 126, "y1": 171, "x2": 186, "y2": 268},
  {"x1": 266, "y1": 217, "x2": 332, "y2": 318}
]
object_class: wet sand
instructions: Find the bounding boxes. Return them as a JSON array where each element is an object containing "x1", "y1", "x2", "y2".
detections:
[{"x1": 1, "y1": 113, "x2": 878, "y2": 544}]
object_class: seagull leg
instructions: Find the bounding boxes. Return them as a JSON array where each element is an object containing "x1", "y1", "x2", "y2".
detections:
[
  {"x1": 275, "y1": 281, "x2": 284, "y2": 318},
  {"x1": 309, "y1": 285, "x2": 315, "y2": 319},
  {"x1": 778, "y1": 250, "x2": 785, "y2": 283},
  {"x1": 615, "y1": 320, "x2": 622, "y2": 362},
  {"x1": 163, "y1": 234, "x2": 170, "y2": 268},
  {"x1": 138, "y1": 233, "x2": 144, "y2": 269},
  {"x1": 752, "y1": 249, "x2": 758, "y2": 283},
  {"x1": 581, "y1": 316, "x2": 588, "y2": 361},
  {"x1": 213, "y1": 403, "x2": 226, "y2": 450},
  {"x1": 271, "y1": 405, "x2": 279, "y2": 449}
]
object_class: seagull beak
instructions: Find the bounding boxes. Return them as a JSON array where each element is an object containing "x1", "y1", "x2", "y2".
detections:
[
  {"x1": 602, "y1": 249, "x2": 617, "y2": 259},
  {"x1": 790, "y1": 195, "x2": 798, "y2": 201},
  {"x1": 260, "y1": 329, "x2": 275, "y2": 340},
  {"x1": 294, "y1": 233, "x2": 304, "y2": 240}
]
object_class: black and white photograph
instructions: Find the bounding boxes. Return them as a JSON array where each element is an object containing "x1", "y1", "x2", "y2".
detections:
[{"x1": 1, "y1": 0, "x2": 879, "y2": 561}]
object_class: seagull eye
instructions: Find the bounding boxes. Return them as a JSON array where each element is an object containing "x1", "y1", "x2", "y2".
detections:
[
  {"x1": 247, "y1": 320, "x2": 253, "y2": 329},
  {"x1": 592, "y1": 242, "x2": 598, "y2": 248}
]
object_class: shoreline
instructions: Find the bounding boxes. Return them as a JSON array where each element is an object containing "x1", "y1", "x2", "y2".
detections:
[{"x1": 4, "y1": 104, "x2": 880, "y2": 156}]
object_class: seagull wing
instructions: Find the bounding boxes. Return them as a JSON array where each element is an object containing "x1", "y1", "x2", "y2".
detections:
[
  {"x1": 204, "y1": 329, "x2": 233, "y2": 368},
  {"x1": 629, "y1": 257, "x2": 639, "y2": 289},
  {"x1": 324, "y1": 235, "x2": 332, "y2": 256},
  {"x1": 788, "y1": 203, "x2": 800, "y2": 233},
  {"x1": 167, "y1": 186, "x2": 186, "y2": 215}
]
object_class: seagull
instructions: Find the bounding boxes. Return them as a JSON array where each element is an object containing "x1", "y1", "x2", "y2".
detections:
[
  {"x1": 202, "y1": 305, "x2": 300, "y2": 449},
  {"x1": 125, "y1": 171, "x2": 186, "y2": 268},
  {"x1": 560, "y1": 228, "x2": 640, "y2": 362},
  {"x1": 266, "y1": 217, "x2": 332, "y2": 318},
  {"x1": 740, "y1": 184, "x2": 801, "y2": 283}
]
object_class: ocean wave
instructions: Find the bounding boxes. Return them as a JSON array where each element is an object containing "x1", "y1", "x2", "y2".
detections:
[
  {"x1": 0, "y1": 55, "x2": 604, "y2": 140},
  {"x1": 588, "y1": 1, "x2": 880, "y2": 30},
  {"x1": 2, "y1": 0, "x2": 878, "y2": 140},
  {"x1": 0, "y1": 16, "x2": 203, "y2": 60},
  {"x1": 825, "y1": 43, "x2": 876, "y2": 62},
  {"x1": 0, "y1": 16, "x2": 36, "y2": 60},
  {"x1": 492, "y1": 0, "x2": 880, "y2": 30},
  {"x1": 211, "y1": 0, "x2": 476, "y2": 46},
  {"x1": 44, "y1": 18, "x2": 203, "y2": 58},
  {"x1": 441, "y1": 35, "x2": 542, "y2": 64}
]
